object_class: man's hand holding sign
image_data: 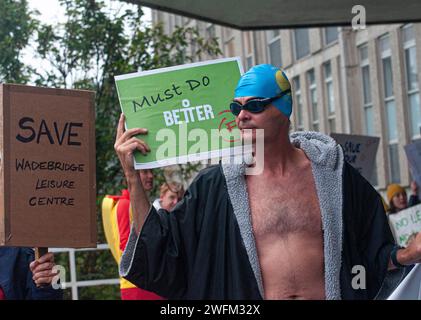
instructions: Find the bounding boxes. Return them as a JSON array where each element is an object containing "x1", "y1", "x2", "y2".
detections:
[{"x1": 114, "y1": 114, "x2": 151, "y2": 234}]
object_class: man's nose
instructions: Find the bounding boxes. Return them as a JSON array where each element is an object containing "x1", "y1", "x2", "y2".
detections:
[{"x1": 237, "y1": 109, "x2": 252, "y2": 122}]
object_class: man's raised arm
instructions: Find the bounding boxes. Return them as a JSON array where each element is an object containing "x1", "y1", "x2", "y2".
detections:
[{"x1": 114, "y1": 113, "x2": 151, "y2": 235}]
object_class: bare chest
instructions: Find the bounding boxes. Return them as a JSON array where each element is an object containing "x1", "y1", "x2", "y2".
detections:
[{"x1": 247, "y1": 171, "x2": 322, "y2": 237}]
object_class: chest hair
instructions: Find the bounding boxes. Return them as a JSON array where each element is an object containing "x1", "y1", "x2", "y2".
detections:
[{"x1": 247, "y1": 171, "x2": 322, "y2": 238}]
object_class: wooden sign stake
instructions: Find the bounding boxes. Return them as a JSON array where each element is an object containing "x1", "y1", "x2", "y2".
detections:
[{"x1": 35, "y1": 247, "x2": 48, "y2": 260}]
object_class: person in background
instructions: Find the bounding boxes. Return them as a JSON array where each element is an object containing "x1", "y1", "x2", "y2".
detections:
[
  {"x1": 386, "y1": 181, "x2": 420, "y2": 215},
  {"x1": 376, "y1": 181, "x2": 421, "y2": 299},
  {"x1": 152, "y1": 182, "x2": 185, "y2": 211},
  {"x1": 0, "y1": 248, "x2": 62, "y2": 300},
  {"x1": 102, "y1": 169, "x2": 163, "y2": 300},
  {"x1": 139, "y1": 169, "x2": 154, "y2": 195},
  {"x1": 118, "y1": 169, "x2": 156, "y2": 251}
]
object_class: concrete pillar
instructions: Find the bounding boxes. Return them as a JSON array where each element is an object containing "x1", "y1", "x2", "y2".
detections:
[{"x1": 338, "y1": 27, "x2": 360, "y2": 134}]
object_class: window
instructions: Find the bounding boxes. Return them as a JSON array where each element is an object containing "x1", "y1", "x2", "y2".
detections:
[
  {"x1": 402, "y1": 24, "x2": 421, "y2": 140},
  {"x1": 174, "y1": 15, "x2": 182, "y2": 27},
  {"x1": 224, "y1": 27, "x2": 233, "y2": 40},
  {"x1": 359, "y1": 45, "x2": 378, "y2": 185},
  {"x1": 167, "y1": 14, "x2": 175, "y2": 33},
  {"x1": 324, "y1": 61, "x2": 336, "y2": 133},
  {"x1": 383, "y1": 57, "x2": 394, "y2": 98},
  {"x1": 293, "y1": 76, "x2": 304, "y2": 131},
  {"x1": 181, "y1": 16, "x2": 190, "y2": 25},
  {"x1": 244, "y1": 31, "x2": 254, "y2": 70},
  {"x1": 206, "y1": 24, "x2": 216, "y2": 39},
  {"x1": 389, "y1": 144, "x2": 401, "y2": 184},
  {"x1": 307, "y1": 69, "x2": 319, "y2": 131},
  {"x1": 267, "y1": 30, "x2": 279, "y2": 38},
  {"x1": 190, "y1": 38, "x2": 197, "y2": 60},
  {"x1": 294, "y1": 28, "x2": 310, "y2": 60},
  {"x1": 324, "y1": 27, "x2": 339, "y2": 45},
  {"x1": 223, "y1": 27, "x2": 235, "y2": 57},
  {"x1": 224, "y1": 39, "x2": 235, "y2": 57},
  {"x1": 246, "y1": 56, "x2": 254, "y2": 70},
  {"x1": 359, "y1": 45, "x2": 375, "y2": 136},
  {"x1": 266, "y1": 30, "x2": 282, "y2": 67},
  {"x1": 380, "y1": 34, "x2": 400, "y2": 183},
  {"x1": 244, "y1": 31, "x2": 253, "y2": 53}
]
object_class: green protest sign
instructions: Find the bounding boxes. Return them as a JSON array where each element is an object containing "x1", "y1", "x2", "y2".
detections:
[
  {"x1": 115, "y1": 58, "x2": 244, "y2": 169},
  {"x1": 388, "y1": 203, "x2": 421, "y2": 247}
]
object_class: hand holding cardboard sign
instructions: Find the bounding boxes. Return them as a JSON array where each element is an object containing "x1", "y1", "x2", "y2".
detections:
[{"x1": 29, "y1": 252, "x2": 58, "y2": 286}]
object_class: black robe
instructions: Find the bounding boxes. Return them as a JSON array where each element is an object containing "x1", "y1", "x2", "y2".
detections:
[{"x1": 120, "y1": 162, "x2": 394, "y2": 300}]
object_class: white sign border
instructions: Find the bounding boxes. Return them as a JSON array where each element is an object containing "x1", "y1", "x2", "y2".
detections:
[
  {"x1": 115, "y1": 57, "x2": 245, "y2": 169},
  {"x1": 115, "y1": 56, "x2": 244, "y2": 81}
]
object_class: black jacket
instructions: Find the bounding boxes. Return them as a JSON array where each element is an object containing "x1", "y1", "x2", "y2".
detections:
[
  {"x1": 0, "y1": 247, "x2": 62, "y2": 300},
  {"x1": 120, "y1": 162, "x2": 394, "y2": 300}
]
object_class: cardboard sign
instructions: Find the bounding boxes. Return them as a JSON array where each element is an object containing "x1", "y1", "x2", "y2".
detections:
[
  {"x1": 388, "y1": 203, "x2": 421, "y2": 247},
  {"x1": 115, "y1": 57, "x2": 243, "y2": 169},
  {"x1": 331, "y1": 133, "x2": 380, "y2": 182},
  {"x1": 0, "y1": 84, "x2": 97, "y2": 248},
  {"x1": 404, "y1": 140, "x2": 421, "y2": 198}
]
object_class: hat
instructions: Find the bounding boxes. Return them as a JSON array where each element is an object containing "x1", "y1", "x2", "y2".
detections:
[
  {"x1": 386, "y1": 184, "x2": 406, "y2": 204},
  {"x1": 234, "y1": 64, "x2": 293, "y2": 118}
]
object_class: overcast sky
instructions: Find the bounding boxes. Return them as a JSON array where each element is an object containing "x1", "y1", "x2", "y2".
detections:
[
  {"x1": 28, "y1": 0, "x2": 66, "y2": 24},
  {"x1": 28, "y1": 0, "x2": 151, "y2": 23},
  {"x1": 24, "y1": 0, "x2": 152, "y2": 82}
]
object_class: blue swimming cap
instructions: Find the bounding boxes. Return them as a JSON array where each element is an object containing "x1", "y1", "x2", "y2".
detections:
[{"x1": 234, "y1": 64, "x2": 293, "y2": 118}]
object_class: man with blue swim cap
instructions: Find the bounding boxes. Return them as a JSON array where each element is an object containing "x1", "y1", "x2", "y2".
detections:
[
  {"x1": 233, "y1": 64, "x2": 293, "y2": 118},
  {"x1": 115, "y1": 63, "x2": 421, "y2": 300}
]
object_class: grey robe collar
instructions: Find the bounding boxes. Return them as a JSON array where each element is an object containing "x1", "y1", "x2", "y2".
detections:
[{"x1": 221, "y1": 131, "x2": 344, "y2": 300}]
